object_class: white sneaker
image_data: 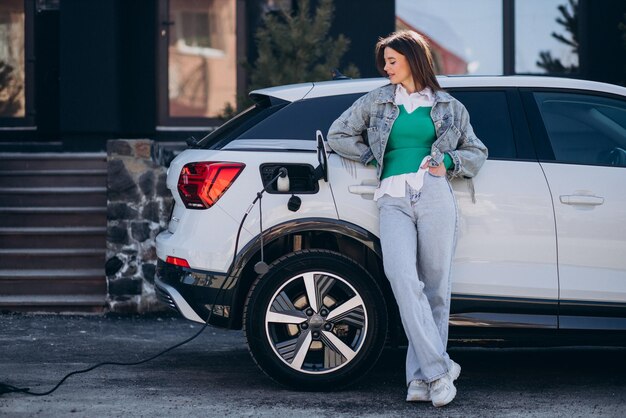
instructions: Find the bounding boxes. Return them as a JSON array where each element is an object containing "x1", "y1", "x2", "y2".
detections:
[
  {"x1": 430, "y1": 374, "x2": 456, "y2": 407},
  {"x1": 406, "y1": 361, "x2": 460, "y2": 403},
  {"x1": 406, "y1": 379, "x2": 430, "y2": 402}
]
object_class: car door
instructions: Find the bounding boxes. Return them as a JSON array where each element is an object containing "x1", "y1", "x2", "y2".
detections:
[
  {"x1": 522, "y1": 89, "x2": 626, "y2": 330},
  {"x1": 331, "y1": 88, "x2": 559, "y2": 328},
  {"x1": 446, "y1": 89, "x2": 558, "y2": 328}
]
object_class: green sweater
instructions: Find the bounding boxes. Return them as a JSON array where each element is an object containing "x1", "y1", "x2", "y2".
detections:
[{"x1": 380, "y1": 105, "x2": 453, "y2": 179}]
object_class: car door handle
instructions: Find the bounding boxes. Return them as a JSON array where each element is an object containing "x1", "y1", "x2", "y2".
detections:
[
  {"x1": 348, "y1": 185, "x2": 377, "y2": 195},
  {"x1": 559, "y1": 195, "x2": 604, "y2": 206}
]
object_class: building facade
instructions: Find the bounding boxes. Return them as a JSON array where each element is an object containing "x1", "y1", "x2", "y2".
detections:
[{"x1": 1, "y1": 0, "x2": 624, "y2": 146}]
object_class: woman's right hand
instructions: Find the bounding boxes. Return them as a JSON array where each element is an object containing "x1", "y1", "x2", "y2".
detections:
[
  {"x1": 428, "y1": 164, "x2": 446, "y2": 177},
  {"x1": 421, "y1": 159, "x2": 446, "y2": 177}
]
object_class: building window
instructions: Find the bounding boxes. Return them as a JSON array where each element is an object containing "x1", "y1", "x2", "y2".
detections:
[
  {"x1": 160, "y1": 0, "x2": 238, "y2": 125},
  {"x1": 0, "y1": 0, "x2": 25, "y2": 118},
  {"x1": 395, "y1": 0, "x2": 503, "y2": 75},
  {"x1": 515, "y1": 0, "x2": 579, "y2": 74}
]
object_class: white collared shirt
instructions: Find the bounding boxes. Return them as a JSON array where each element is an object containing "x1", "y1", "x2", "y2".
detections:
[
  {"x1": 373, "y1": 84, "x2": 435, "y2": 201},
  {"x1": 394, "y1": 84, "x2": 434, "y2": 113}
]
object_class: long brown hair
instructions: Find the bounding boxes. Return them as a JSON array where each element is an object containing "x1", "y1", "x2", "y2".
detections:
[{"x1": 375, "y1": 30, "x2": 441, "y2": 92}]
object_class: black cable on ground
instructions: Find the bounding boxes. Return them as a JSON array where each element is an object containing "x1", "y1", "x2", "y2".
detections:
[
  {"x1": 0, "y1": 317, "x2": 213, "y2": 396},
  {"x1": 0, "y1": 169, "x2": 286, "y2": 397}
]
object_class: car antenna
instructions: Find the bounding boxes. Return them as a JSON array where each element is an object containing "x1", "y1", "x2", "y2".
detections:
[{"x1": 331, "y1": 68, "x2": 350, "y2": 80}]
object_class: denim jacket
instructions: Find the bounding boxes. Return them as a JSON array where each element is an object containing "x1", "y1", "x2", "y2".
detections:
[{"x1": 327, "y1": 84, "x2": 488, "y2": 183}]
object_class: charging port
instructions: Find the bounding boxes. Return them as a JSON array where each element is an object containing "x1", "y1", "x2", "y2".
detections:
[{"x1": 260, "y1": 164, "x2": 319, "y2": 194}]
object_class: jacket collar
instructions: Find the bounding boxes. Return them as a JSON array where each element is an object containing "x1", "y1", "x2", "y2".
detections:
[
  {"x1": 374, "y1": 83, "x2": 453, "y2": 104},
  {"x1": 433, "y1": 89, "x2": 453, "y2": 103},
  {"x1": 374, "y1": 84, "x2": 396, "y2": 104}
]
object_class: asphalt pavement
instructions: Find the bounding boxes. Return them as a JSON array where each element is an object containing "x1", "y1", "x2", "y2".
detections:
[{"x1": 1, "y1": 313, "x2": 625, "y2": 417}]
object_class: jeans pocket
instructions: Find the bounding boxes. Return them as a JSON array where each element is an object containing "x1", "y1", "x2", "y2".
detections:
[{"x1": 375, "y1": 194, "x2": 388, "y2": 209}]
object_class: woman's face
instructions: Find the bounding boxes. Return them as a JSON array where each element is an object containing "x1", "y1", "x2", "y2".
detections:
[{"x1": 383, "y1": 47, "x2": 414, "y2": 91}]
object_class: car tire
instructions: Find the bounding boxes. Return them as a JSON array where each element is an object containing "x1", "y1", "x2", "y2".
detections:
[{"x1": 244, "y1": 249, "x2": 388, "y2": 390}]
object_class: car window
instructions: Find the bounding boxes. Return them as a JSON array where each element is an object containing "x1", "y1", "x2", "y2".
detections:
[
  {"x1": 238, "y1": 93, "x2": 364, "y2": 141},
  {"x1": 203, "y1": 96, "x2": 288, "y2": 149},
  {"x1": 533, "y1": 92, "x2": 626, "y2": 167},
  {"x1": 448, "y1": 90, "x2": 516, "y2": 160},
  {"x1": 213, "y1": 89, "x2": 520, "y2": 159}
]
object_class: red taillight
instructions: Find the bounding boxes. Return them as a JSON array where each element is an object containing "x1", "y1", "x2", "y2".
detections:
[
  {"x1": 166, "y1": 256, "x2": 190, "y2": 268},
  {"x1": 177, "y1": 162, "x2": 245, "y2": 209}
]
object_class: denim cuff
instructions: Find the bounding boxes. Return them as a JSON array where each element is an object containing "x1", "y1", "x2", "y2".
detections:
[
  {"x1": 429, "y1": 148, "x2": 444, "y2": 165},
  {"x1": 447, "y1": 150, "x2": 463, "y2": 178},
  {"x1": 360, "y1": 148, "x2": 374, "y2": 165}
]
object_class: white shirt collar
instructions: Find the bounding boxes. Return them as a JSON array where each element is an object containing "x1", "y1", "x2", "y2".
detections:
[{"x1": 394, "y1": 84, "x2": 434, "y2": 113}]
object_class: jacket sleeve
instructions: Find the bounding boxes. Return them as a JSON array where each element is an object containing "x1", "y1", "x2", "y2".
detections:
[
  {"x1": 447, "y1": 102, "x2": 488, "y2": 178},
  {"x1": 327, "y1": 94, "x2": 375, "y2": 165}
]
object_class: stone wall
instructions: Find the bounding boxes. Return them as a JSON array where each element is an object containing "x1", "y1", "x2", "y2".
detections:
[{"x1": 105, "y1": 139, "x2": 175, "y2": 313}]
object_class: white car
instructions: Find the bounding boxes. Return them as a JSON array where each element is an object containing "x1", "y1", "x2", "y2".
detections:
[{"x1": 155, "y1": 76, "x2": 626, "y2": 389}]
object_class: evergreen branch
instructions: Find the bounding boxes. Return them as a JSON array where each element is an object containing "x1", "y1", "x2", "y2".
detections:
[{"x1": 247, "y1": 0, "x2": 360, "y2": 94}]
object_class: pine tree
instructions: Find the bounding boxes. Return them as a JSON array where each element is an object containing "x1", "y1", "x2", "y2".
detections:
[
  {"x1": 536, "y1": 0, "x2": 579, "y2": 74},
  {"x1": 249, "y1": 0, "x2": 359, "y2": 91}
]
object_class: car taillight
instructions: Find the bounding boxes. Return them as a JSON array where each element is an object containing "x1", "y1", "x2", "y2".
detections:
[
  {"x1": 177, "y1": 162, "x2": 245, "y2": 209},
  {"x1": 166, "y1": 256, "x2": 190, "y2": 268}
]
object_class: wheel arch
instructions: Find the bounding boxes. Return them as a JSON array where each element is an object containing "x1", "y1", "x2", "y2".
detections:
[{"x1": 227, "y1": 218, "x2": 395, "y2": 330}]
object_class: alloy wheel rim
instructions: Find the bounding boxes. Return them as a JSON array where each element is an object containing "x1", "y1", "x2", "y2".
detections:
[{"x1": 264, "y1": 271, "x2": 368, "y2": 374}]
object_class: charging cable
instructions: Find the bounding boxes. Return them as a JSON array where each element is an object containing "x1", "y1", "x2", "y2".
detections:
[{"x1": 0, "y1": 167, "x2": 288, "y2": 397}]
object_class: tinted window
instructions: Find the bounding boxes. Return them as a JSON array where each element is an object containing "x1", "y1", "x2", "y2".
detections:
[
  {"x1": 449, "y1": 91, "x2": 516, "y2": 159},
  {"x1": 534, "y1": 92, "x2": 626, "y2": 167},
  {"x1": 238, "y1": 94, "x2": 364, "y2": 141},
  {"x1": 202, "y1": 96, "x2": 287, "y2": 149},
  {"x1": 212, "y1": 90, "x2": 520, "y2": 159}
]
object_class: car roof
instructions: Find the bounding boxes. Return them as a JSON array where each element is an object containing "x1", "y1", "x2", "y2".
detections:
[{"x1": 250, "y1": 76, "x2": 626, "y2": 102}]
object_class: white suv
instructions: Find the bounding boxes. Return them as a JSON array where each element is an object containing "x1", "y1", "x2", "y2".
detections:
[{"x1": 155, "y1": 76, "x2": 626, "y2": 389}]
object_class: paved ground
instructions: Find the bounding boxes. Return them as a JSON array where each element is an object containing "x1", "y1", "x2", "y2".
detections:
[{"x1": 0, "y1": 313, "x2": 625, "y2": 417}]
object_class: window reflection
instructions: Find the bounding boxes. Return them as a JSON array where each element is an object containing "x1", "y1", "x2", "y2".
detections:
[
  {"x1": 534, "y1": 92, "x2": 626, "y2": 166},
  {"x1": 395, "y1": 0, "x2": 502, "y2": 75},
  {"x1": 263, "y1": 0, "x2": 292, "y2": 14},
  {"x1": 0, "y1": 0, "x2": 25, "y2": 117},
  {"x1": 168, "y1": 0, "x2": 236, "y2": 118},
  {"x1": 516, "y1": 0, "x2": 579, "y2": 74}
]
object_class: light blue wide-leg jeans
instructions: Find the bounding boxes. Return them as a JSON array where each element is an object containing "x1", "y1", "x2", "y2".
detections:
[{"x1": 377, "y1": 173, "x2": 458, "y2": 384}]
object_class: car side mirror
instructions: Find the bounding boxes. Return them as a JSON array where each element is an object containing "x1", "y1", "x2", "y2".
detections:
[{"x1": 312, "y1": 130, "x2": 329, "y2": 182}]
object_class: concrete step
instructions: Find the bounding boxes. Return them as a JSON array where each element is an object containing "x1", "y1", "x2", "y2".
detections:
[
  {"x1": 0, "y1": 269, "x2": 106, "y2": 313},
  {"x1": 0, "y1": 207, "x2": 107, "y2": 227},
  {"x1": 0, "y1": 248, "x2": 105, "y2": 270},
  {"x1": 0, "y1": 152, "x2": 107, "y2": 170},
  {"x1": 0, "y1": 152, "x2": 109, "y2": 314},
  {"x1": 0, "y1": 269, "x2": 106, "y2": 296},
  {"x1": 0, "y1": 227, "x2": 106, "y2": 249},
  {"x1": 0, "y1": 169, "x2": 107, "y2": 187},
  {"x1": 0, "y1": 294, "x2": 106, "y2": 313},
  {"x1": 0, "y1": 141, "x2": 63, "y2": 153},
  {"x1": 0, "y1": 187, "x2": 106, "y2": 207}
]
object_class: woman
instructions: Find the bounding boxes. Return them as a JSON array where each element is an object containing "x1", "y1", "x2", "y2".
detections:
[{"x1": 327, "y1": 31, "x2": 487, "y2": 407}]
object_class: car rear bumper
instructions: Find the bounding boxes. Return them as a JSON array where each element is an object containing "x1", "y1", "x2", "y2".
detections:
[{"x1": 155, "y1": 259, "x2": 234, "y2": 327}]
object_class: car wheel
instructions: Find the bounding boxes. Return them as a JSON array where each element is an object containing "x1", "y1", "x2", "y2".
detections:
[{"x1": 244, "y1": 249, "x2": 388, "y2": 390}]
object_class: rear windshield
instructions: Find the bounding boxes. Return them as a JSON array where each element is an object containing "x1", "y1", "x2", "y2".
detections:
[
  {"x1": 199, "y1": 96, "x2": 288, "y2": 150},
  {"x1": 203, "y1": 93, "x2": 364, "y2": 150}
]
